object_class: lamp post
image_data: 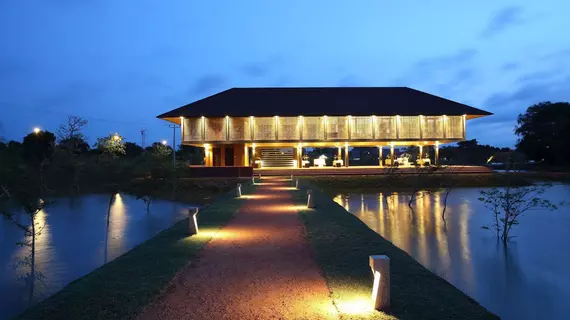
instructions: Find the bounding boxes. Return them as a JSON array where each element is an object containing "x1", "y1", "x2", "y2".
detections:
[{"x1": 33, "y1": 127, "x2": 41, "y2": 134}]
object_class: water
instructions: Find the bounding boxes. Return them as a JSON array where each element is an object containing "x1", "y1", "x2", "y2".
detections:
[
  {"x1": 0, "y1": 193, "x2": 191, "y2": 319},
  {"x1": 334, "y1": 184, "x2": 570, "y2": 320}
]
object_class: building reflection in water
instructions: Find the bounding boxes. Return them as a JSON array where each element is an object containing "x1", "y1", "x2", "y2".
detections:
[{"x1": 333, "y1": 190, "x2": 476, "y2": 295}]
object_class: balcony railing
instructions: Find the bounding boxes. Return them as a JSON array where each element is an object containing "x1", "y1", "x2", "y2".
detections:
[{"x1": 183, "y1": 115, "x2": 465, "y2": 143}]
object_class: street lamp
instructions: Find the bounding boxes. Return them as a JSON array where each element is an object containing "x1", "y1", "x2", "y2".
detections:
[
  {"x1": 33, "y1": 127, "x2": 41, "y2": 134},
  {"x1": 161, "y1": 140, "x2": 168, "y2": 145},
  {"x1": 113, "y1": 133, "x2": 121, "y2": 141}
]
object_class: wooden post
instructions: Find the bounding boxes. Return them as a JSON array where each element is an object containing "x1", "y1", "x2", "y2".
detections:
[
  {"x1": 435, "y1": 143, "x2": 439, "y2": 165},
  {"x1": 390, "y1": 145, "x2": 395, "y2": 166},
  {"x1": 378, "y1": 146, "x2": 383, "y2": 167},
  {"x1": 344, "y1": 144, "x2": 349, "y2": 167}
]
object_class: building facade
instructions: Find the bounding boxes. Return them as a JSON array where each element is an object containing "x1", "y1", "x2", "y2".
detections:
[{"x1": 158, "y1": 87, "x2": 491, "y2": 168}]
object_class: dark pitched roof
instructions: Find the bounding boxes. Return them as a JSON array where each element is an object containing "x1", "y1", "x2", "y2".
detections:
[{"x1": 157, "y1": 87, "x2": 492, "y2": 118}]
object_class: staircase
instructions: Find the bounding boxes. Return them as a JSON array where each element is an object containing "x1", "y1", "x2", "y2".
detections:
[{"x1": 260, "y1": 148, "x2": 295, "y2": 168}]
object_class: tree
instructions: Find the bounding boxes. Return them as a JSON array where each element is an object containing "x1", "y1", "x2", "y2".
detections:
[
  {"x1": 21, "y1": 130, "x2": 56, "y2": 164},
  {"x1": 515, "y1": 101, "x2": 570, "y2": 165},
  {"x1": 478, "y1": 183, "x2": 557, "y2": 245},
  {"x1": 150, "y1": 142, "x2": 172, "y2": 158},
  {"x1": 177, "y1": 144, "x2": 204, "y2": 165},
  {"x1": 56, "y1": 116, "x2": 89, "y2": 155},
  {"x1": 94, "y1": 133, "x2": 126, "y2": 159},
  {"x1": 125, "y1": 142, "x2": 144, "y2": 158}
]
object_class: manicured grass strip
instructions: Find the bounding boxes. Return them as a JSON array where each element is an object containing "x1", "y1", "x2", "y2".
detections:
[
  {"x1": 17, "y1": 184, "x2": 254, "y2": 320},
  {"x1": 293, "y1": 183, "x2": 498, "y2": 320}
]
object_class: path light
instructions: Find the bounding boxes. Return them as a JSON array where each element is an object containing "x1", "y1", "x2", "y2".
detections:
[
  {"x1": 307, "y1": 190, "x2": 315, "y2": 208},
  {"x1": 295, "y1": 179, "x2": 299, "y2": 190},
  {"x1": 290, "y1": 174, "x2": 293, "y2": 181},
  {"x1": 251, "y1": 176, "x2": 256, "y2": 185},
  {"x1": 236, "y1": 183, "x2": 242, "y2": 198},
  {"x1": 189, "y1": 207, "x2": 199, "y2": 236},
  {"x1": 370, "y1": 255, "x2": 390, "y2": 311}
]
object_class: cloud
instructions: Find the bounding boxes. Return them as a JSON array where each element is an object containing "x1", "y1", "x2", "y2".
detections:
[
  {"x1": 501, "y1": 62, "x2": 519, "y2": 71},
  {"x1": 481, "y1": 6, "x2": 524, "y2": 38},
  {"x1": 190, "y1": 75, "x2": 227, "y2": 95}
]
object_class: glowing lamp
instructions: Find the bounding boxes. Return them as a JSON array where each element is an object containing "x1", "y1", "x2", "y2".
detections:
[
  {"x1": 33, "y1": 127, "x2": 41, "y2": 134},
  {"x1": 236, "y1": 183, "x2": 242, "y2": 198},
  {"x1": 369, "y1": 255, "x2": 390, "y2": 311},
  {"x1": 307, "y1": 190, "x2": 315, "y2": 208},
  {"x1": 161, "y1": 140, "x2": 168, "y2": 145},
  {"x1": 188, "y1": 207, "x2": 199, "y2": 236}
]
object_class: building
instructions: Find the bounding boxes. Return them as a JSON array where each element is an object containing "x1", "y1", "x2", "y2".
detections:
[{"x1": 158, "y1": 87, "x2": 492, "y2": 168}]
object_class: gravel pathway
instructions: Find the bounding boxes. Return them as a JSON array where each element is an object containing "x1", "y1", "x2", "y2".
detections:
[{"x1": 139, "y1": 177, "x2": 338, "y2": 320}]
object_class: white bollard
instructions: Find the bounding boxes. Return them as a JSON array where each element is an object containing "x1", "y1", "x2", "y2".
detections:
[
  {"x1": 236, "y1": 183, "x2": 242, "y2": 197},
  {"x1": 290, "y1": 174, "x2": 293, "y2": 181},
  {"x1": 189, "y1": 207, "x2": 199, "y2": 236},
  {"x1": 295, "y1": 179, "x2": 299, "y2": 190},
  {"x1": 252, "y1": 176, "x2": 256, "y2": 185},
  {"x1": 369, "y1": 255, "x2": 390, "y2": 311},
  {"x1": 307, "y1": 190, "x2": 315, "y2": 208}
]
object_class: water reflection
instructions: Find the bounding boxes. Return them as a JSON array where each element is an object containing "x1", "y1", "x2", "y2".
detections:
[
  {"x1": 334, "y1": 185, "x2": 570, "y2": 320},
  {"x1": 0, "y1": 194, "x2": 191, "y2": 319}
]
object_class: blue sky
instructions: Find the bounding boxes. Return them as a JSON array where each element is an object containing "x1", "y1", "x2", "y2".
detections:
[{"x1": 1, "y1": 0, "x2": 569, "y2": 147}]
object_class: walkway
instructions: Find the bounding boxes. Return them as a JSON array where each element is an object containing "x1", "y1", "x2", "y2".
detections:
[{"x1": 139, "y1": 177, "x2": 338, "y2": 320}]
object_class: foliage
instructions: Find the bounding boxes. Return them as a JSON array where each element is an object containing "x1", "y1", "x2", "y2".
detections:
[
  {"x1": 478, "y1": 184, "x2": 557, "y2": 244},
  {"x1": 56, "y1": 116, "x2": 89, "y2": 155},
  {"x1": 58, "y1": 137, "x2": 89, "y2": 155},
  {"x1": 150, "y1": 142, "x2": 172, "y2": 158},
  {"x1": 124, "y1": 142, "x2": 144, "y2": 158},
  {"x1": 21, "y1": 131, "x2": 56, "y2": 164},
  {"x1": 515, "y1": 101, "x2": 570, "y2": 165},
  {"x1": 176, "y1": 144, "x2": 204, "y2": 165},
  {"x1": 439, "y1": 139, "x2": 513, "y2": 165},
  {"x1": 94, "y1": 133, "x2": 126, "y2": 159}
]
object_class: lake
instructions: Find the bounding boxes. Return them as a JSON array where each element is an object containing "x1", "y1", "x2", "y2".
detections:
[
  {"x1": 334, "y1": 184, "x2": 570, "y2": 320},
  {"x1": 0, "y1": 193, "x2": 191, "y2": 319}
]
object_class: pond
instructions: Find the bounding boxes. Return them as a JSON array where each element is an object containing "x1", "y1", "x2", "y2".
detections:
[
  {"x1": 0, "y1": 193, "x2": 192, "y2": 319},
  {"x1": 334, "y1": 184, "x2": 570, "y2": 320}
]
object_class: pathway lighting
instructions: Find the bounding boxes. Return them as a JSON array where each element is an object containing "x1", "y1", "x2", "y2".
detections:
[
  {"x1": 370, "y1": 255, "x2": 390, "y2": 311},
  {"x1": 189, "y1": 207, "x2": 199, "y2": 236},
  {"x1": 307, "y1": 190, "x2": 315, "y2": 208},
  {"x1": 236, "y1": 183, "x2": 242, "y2": 198},
  {"x1": 251, "y1": 176, "x2": 256, "y2": 185},
  {"x1": 295, "y1": 179, "x2": 299, "y2": 190}
]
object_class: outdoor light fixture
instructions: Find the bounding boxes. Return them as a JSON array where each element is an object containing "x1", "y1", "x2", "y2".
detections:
[
  {"x1": 370, "y1": 255, "x2": 390, "y2": 311},
  {"x1": 161, "y1": 140, "x2": 168, "y2": 145},
  {"x1": 251, "y1": 176, "x2": 256, "y2": 185},
  {"x1": 113, "y1": 133, "x2": 121, "y2": 141},
  {"x1": 307, "y1": 190, "x2": 315, "y2": 208},
  {"x1": 236, "y1": 183, "x2": 242, "y2": 198},
  {"x1": 189, "y1": 207, "x2": 199, "y2": 236},
  {"x1": 295, "y1": 179, "x2": 299, "y2": 190},
  {"x1": 33, "y1": 127, "x2": 41, "y2": 134}
]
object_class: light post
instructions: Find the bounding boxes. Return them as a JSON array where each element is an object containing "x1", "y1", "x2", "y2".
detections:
[{"x1": 33, "y1": 127, "x2": 41, "y2": 134}]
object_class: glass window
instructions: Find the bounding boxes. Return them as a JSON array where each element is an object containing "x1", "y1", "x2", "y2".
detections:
[
  {"x1": 254, "y1": 117, "x2": 275, "y2": 140},
  {"x1": 205, "y1": 118, "x2": 226, "y2": 141},
  {"x1": 229, "y1": 117, "x2": 251, "y2": 141},
  {"x1": 302, "y1": 116, "x2": 325, "y2": 140},
  {"x1": 399, "y1": 116, "x2": 421, "y2": 139},
  {"x1": 375, "y1": 116, "x2": 397, "y2": 140},
  {"x1": 422, "y1": 116, "x2": 443, "y2": 138},
  {"x1": 183, "y1": 118, "x2": 202, "y2": 142},
  {"x1": 277, "y1": 117, "x2": 300, "y2": 140},
  {"x1": 326, "y1": 116, "x2": 348, "y2": 140},
  {"x1": 350, "y1": 116, "x2": 373, "y2": 139},
  {"x1": 445, "y1": 116, "x2": 464, "y2": 139}
]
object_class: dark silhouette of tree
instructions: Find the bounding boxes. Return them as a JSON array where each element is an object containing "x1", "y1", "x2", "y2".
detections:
[
  {"x1": 515, "y1": 101, "x2": 570, "y2": 165},
  {"x1": 124, "y1": 142, "x2": 144, "y2": 158},
  {"x1": 22, "y1": 131, "x2": 56, "y2": 164}
]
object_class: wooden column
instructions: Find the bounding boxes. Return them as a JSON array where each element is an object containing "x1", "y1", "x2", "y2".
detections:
[
  {"x1": 244, "y1": 145, "x2": 249, "y2": 166},
  {"x1": 418, "y1": 145, "x2": 423, "y2": 166},
  {"x1": 435, "y1": 143, "x2": 439, "y2": 165},
  {"x1": 297, "y1": 146, "x2": 302, "y2": 168},
  {"x1": 220, "y1": 147, "x2": 226, "y2": 166},
  {"x1": 378, "y1": 146, "x2": 383, "y2": 167},
  {"x1": 344, "y1": 144, "x2": 349, "y2": 167},
  {"x1": 390, "y1": 145, "x2": 395, "y2": 166}
]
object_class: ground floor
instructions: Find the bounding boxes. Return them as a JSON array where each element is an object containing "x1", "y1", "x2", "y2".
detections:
[{"x1": 198, "y1": 141, "x2": 447, "y2": 168}]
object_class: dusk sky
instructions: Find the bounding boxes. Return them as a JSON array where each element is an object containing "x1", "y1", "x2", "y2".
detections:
[{"x1": 1, "y1": 1, "x2": 569, "y2": 147}]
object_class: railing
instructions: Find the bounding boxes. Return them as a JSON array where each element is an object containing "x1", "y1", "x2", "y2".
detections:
[{"x1": 183, "y1": 115, "x2": 465, "y2": 143}]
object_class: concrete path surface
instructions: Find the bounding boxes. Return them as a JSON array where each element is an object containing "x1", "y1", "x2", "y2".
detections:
[{"x1": 139, "y1": 177, "x2": 338, "y2": 320}]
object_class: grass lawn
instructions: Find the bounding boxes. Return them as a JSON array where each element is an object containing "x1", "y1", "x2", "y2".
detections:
[
  {"x1": 17, "y1": 183, "x2": 253, "y2": 320},
  {"x1": 294, "y1": 182, "x2": 499, "y2": 320}
]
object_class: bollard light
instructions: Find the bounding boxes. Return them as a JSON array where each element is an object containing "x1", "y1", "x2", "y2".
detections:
[
  {"x1": 307, "y1": 190, "x2": 315, "y2": 208},
  {"x1": 252, "y1": 176, "x2": 256, "y2": 185},
  {"x1": 189, "y1": 207, "x2": 199, "y2": 236},
  {"x1": 290, "y1": 174, "x2": 293, "y2": 181},
  {"x1": 236, "y1": 183, "x2": 242, "y2": 197},
  {"x1": 370, "y1": 255, "x2": 390, "y2": 311},
  {"x1": 295, "y1": 179, "x2": 299, "y2": 190}
]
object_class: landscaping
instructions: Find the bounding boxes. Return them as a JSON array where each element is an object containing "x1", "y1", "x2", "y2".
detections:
[
  {"x1": 294, "y1": 181, "x2": 499, "y2": 320},
  {"x1": 15, "y1": 183, "x2": 253, "y2": 320}
]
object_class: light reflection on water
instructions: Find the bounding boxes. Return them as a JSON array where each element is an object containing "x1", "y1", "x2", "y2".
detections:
[
  {"x1": 334, "y1": 185, "x2": 570, "y2": 320},
  {"x1": 0, "y1": 194, "x2": 191, "y2": 319}
]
